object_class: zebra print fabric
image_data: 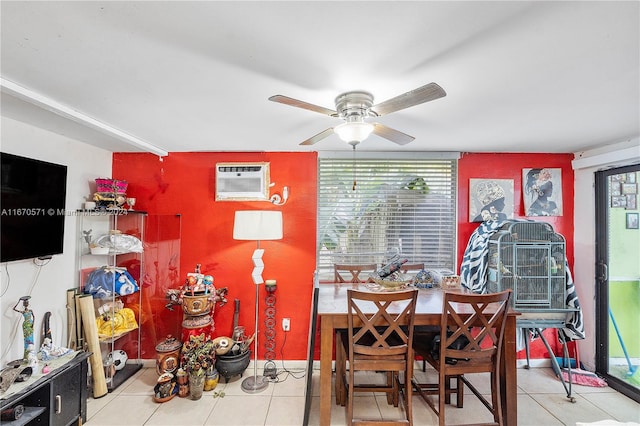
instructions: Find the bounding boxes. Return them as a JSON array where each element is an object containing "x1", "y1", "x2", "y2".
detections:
[{"x1": 460, "y1": 220, "x2": 585, "y2": 343}]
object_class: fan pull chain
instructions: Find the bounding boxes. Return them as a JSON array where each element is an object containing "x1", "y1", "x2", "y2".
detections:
[{"x1": 352, "y1": 143, "x2": 357, "y2": 191}]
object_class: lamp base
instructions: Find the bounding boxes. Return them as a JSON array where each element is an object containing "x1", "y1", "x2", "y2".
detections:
[{"x1": 241, "y1": 374, "x2": 268, "y2": 393}]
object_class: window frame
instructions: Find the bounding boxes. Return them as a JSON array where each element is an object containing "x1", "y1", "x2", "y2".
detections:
[{"x1": 316, "y1": 151, "x2": 459, "y2": 282}]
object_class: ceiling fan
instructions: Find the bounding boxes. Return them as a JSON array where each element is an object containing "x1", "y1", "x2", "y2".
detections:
[{"x1": 268, "y1": 83, "x2": 446, "y2": 147}]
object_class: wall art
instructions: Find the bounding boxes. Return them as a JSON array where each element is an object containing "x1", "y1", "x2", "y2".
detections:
[
  {"x1": 469, "y1": 178, "x2": 514, "y2": 222},
  {"x1": 611, "y1": 196, "x2": 627, "y2": 208},
  {"x1": 622, "y1": 183, "x2": 637, "y2": 195},
  {"x1": 523, "y1": 168, "x2": 563, "y2": 216}
]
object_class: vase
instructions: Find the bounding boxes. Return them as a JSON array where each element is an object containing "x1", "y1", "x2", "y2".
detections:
[
  {"x1": 203, "y1": 369, "x2": 219, "y2": 391},
  {"x1": 189, "y1": 372, "x2": 205, "y2": 400}
]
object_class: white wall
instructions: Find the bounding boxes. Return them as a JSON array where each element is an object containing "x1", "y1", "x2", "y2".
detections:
[
  {"x1": 572, "y1": 138, "x2": 640, "y2": 370},
  {"x1": 0, "y1": 117, "x2": 112, "y2": 365}
]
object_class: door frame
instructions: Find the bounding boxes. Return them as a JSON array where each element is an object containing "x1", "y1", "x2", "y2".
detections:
[{"x1": 594, "y1": 164, "x2": 640, "y2": 403}]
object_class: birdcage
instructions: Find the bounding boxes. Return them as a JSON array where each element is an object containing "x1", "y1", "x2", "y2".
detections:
[{"x1": 487, "y1": 221, "x2": 566, "y2": 310}]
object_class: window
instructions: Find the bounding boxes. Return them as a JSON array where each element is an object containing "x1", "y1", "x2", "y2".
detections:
[{"x1": 317, "y1": 152, "x2": 458, "y2": 280}]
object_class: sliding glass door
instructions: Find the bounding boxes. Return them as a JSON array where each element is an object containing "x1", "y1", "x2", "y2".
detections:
[{"x1": 595, "y1": 164, "x2": 640, "y2": 403}]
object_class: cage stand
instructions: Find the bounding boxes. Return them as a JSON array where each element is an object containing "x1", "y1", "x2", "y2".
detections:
[{"x1": 518, "y1": 318, "x2": 575, "y2": 402}]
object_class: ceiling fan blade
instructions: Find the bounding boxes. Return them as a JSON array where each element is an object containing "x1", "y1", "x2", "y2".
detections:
[
  {"x1": 300, "y1": 128, "x2": 335, "y2": 146},
  {"x1": 269, "y1": 95, "x2": 337, "y2": 116},
  {"x1": 371, "y1": 83, "x2": 446, "y2": 116},
  {"x1": 372, "y1": 123, "x2": 415, "y2": 145}
]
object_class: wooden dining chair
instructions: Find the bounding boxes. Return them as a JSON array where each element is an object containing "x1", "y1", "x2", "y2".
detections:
[
  {"x1": 340, "y1": 288, "x2": 418, "y2": 426},
  {"x1": 334, "y1": 263, "x2": 378, "y2": 283},
  {"x1": 333, "y1": 263, "x2": 378, "y2": 405},
  {"x1": 412, "y1": 289, "x2": 512, "y2": 426}
]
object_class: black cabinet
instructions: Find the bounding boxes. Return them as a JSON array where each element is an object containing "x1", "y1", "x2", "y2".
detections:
[{"x1": 0, "y1": 352, "x2": 90, "y2": 426}]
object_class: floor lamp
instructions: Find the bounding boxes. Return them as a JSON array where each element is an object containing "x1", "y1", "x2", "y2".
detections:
[{"x1": 233, "y1": 210, "x2": 283, "y2": 393}]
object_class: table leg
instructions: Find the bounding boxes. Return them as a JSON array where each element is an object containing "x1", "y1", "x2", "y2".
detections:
[
  {"x1": 502, "y1": 315, "x2": 517, "y2": 426},
  {"x1": 320, "y1": 316, "x2": 334, "y2": 426}
]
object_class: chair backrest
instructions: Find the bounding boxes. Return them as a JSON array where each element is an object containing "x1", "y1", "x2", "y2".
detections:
[
  {"x1": 400, "y1": 263, "x2": 425, "y2": 273},
  {"x1": 439, "y1": 290, "x2": 511, "y2": 366},
  {"x1": 334, "y1": 263, "x2": 378, "y2": 283},
  {"x1": 347, "y1": 289, "x2": 418, "y2": 357}
]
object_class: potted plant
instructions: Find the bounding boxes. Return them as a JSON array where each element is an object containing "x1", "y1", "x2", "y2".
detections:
[{"x1": 180, "y1": 333, "x2": 216, "y2": 400}]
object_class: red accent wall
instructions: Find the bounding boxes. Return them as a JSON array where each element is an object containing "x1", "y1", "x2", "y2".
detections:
[
  {"x1": 458, "y1": 153, "x2": 575, "y2": 359},
  {"x1": 113, "y1": 151, "x2": 574, "y2": 361},
  {"x1": 113, "y1": 152, "x2": 318, "y2": 360}
]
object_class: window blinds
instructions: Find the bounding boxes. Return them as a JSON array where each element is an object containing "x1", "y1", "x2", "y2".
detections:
[{"x1": 317, "y1": 156, "x2": 457, "y2": 279}]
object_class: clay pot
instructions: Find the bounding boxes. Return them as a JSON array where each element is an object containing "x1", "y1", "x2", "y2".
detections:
[
  {"x1": 182, "y1": 294, "x2": 213, "y2": 316},
  {"x1": 155, "y1": 336, "x2": 182, "y2": 375},
  {"x1": 181, "y1": 314, "x2": 212, "y2": 329}
]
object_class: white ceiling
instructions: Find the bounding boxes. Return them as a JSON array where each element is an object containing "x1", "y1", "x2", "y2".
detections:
[{"x1": 1, "y1": 1, "x2": 638, "y2": 155}]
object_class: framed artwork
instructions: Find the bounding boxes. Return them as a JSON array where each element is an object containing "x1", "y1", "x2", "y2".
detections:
[
  {"x1": 610, "y1": 182, "x2": 621, "y2": 196},
  {"x1": 622, "y1": 183, "x2": 637, "y2": 195},
  {"x1": 611, "y1": 196, "x2": 627, "y2": 208},
  {"x1": 626, "y1": 213, "x2": 639, "y2": 230},
  {"x1": 522, "y1": 168, "x2": 563, "y2": 216},
  {"x1": 626, "y1": 195, "x2": 637, "y2": 210},
  {"x1": 469, "y1": 179, "x2": 514, "y2": 222}
]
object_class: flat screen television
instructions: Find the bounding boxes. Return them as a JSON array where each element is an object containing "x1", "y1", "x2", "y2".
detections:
[{"x1": 1, "y1": 152, "x2": 68, "y2": 262}]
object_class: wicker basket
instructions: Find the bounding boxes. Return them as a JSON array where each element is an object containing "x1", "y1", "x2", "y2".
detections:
[{"x1": 369, "y1": 277, "x2": 409, "y2": 291}]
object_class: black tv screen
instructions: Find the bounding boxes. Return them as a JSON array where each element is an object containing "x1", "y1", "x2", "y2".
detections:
[{"x1": 1, "y1": 152, "x2": 68, "y2": 262}]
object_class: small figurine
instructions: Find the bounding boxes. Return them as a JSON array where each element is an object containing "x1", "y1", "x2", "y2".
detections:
[
  {"x1": 13, "y1": 296, "x2": 34, "y2": 360},
  {"x1": 26, "y1": 344, "x2": 38, "y2": 369},
  {"x1": 39, "y1": 337, "x2": 72, "y2": 361}
]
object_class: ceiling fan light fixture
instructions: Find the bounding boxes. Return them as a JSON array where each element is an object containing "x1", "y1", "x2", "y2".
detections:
[{"x1": 334, "y1": 122, "x2": 374, "y2": 144}]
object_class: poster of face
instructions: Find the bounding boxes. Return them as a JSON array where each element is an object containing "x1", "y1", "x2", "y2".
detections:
[
  {"x1": 469, "y1": 179, "x2": 514, "y2": 222},
  {"x1": 523, "y1": 168, "x2": 563, "y2": 216}
]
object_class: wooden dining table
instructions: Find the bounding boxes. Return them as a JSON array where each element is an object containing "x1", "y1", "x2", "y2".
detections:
[{"x1": 317, "y1": 283, "x2": 518, "y2": 426}]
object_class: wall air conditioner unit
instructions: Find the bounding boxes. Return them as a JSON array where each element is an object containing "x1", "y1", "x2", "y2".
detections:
[{"x1": 215, "y1": 162, "x2": 270, "y2": 201}]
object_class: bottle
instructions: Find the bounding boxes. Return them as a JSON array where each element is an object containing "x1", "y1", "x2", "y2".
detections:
[{"x1": 376, "y1": 257, "x2": 409, "y2": 278}]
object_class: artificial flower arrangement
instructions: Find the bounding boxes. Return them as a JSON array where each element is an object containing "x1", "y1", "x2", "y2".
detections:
[{"x1": 180, "y1": 333, "x2": 217, "y2": 377}]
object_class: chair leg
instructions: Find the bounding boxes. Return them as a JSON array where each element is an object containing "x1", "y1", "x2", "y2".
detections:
[
  {"x1": 491, "y1": 371, "x2": 503, "y2": 425},
  {"x1": 405, "y1": 367, "x2": 413, "y2": 425},
  {"x1": 456, "y1": 375, "x2": 464, "y2": 408},
  {"x1": 347, "y1": 366, "x2": 355, "y2": 425},
  {"x1": 444, "y1": 376, "x2": 451, "y2": 404},
  {"x1": 524, "y1": 328, "x2": 531, "y2": 369},
  {"x1": 335, "y1": 331, "x2": 346, "y2": 406},
  {"x1": 390, "y1": 372, "x2": 400, "y2": 407},
  {"x1": 438, "y1": 370, "x2": 446, "y2": 426},
  {"x1": 385, "y1": 372, "x2": 393, "y2": 406}
]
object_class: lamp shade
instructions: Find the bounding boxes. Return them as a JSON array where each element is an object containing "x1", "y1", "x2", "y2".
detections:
[
  {"x1": 233, "y1": 210, "x2": 283, "y2": 241},
  {"x1": 334, "y1": 121, "x2": 374, "y2": 143}
]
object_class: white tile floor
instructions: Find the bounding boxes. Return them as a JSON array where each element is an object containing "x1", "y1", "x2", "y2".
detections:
[{"x1": 85, "y1": 362, "x2": 640, "y2": 426}]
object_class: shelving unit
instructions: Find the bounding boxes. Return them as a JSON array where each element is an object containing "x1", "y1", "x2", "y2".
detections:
[{"x1": 75, "y1": 209, "x2": 146, "y2": 392}]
